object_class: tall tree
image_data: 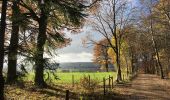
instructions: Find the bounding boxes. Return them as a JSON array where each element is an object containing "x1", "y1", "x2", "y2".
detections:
[
  {"x1": 87, "y1": 0, "x2": 136, "y2": 82},
  {"x1": 93, "y1": 39, "x2": 110, "y2": 72},
  {"x1": 7, "y1": 0, "x2": 21, "y2": 83},
  {"x1": 0, "y1": 0, "x2": 8, "y2": 99},
  {"x1": 19, "y1": 0, "x2": 87, "y2": 87},
  {"x1": 34, "y1": 0, "x2": 48, "y2": 87},
  {"x1": 140, "y1": 0, "x2": 164, "y2": 78},
  {"x1": 154, "y1": 0, "x2": 170, "y2": 76}
]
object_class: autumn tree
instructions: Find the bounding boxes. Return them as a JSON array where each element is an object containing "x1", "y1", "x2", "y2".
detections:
[
  {"x1": 93, "y1": 39, "x2": 110, "y2": 72},
  {"x1": 140, "y1": 0, "x2": 164, "y2": 78},
  {"x1": 88, "y1": 0, "x2": 136, "y2": 82},
  {"x1": 154, "y1": 0, "x2": 170, "y2": 76}
]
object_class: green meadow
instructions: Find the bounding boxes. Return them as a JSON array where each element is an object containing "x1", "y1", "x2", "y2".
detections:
[{"x1": 25, "y1": 72, "x2": 120, "y2": 84}]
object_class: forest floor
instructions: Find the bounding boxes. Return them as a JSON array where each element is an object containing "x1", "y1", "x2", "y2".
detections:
[
  {"x1": 4, "y1": 74, "x2": 170, "y2": 100},
  {"x1": 114, "y1": 74, "x2": 170, "y2": 100}
]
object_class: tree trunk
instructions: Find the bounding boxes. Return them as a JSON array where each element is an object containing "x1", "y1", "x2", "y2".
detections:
[
  {"x1": 112, "y1": 0, "x2": 122, "y2": 82},
  {"x1": 155, "y1": 59, "x2": 159, "y2": 75},
  {"x1": 34, "y1": 3, "x2": 47, "y2": 87},
  {"x1": 151, "y1": 22, "x2": 164, "y2": 78},
  {"x1": 155, "y1": 49, "x2": 164, "y2": 79},
  {"x1": 0, "y1": 75, "x2": 4, "y2": 100},
  {"x1": 150, "y1": 19, "x2": 164, "y2": 78},
  {"x1": 104, "y1": 49, "x2": 109, "y2": 72},
  {"x1": 149, "y1": 0, "x2": 164, "y2": 79},
  {"x1": 116, "y1": 46, "x2": 122, "y2": 82},
  {"x1": 116, "y1": 57, "x2": 122, "y2": 82},
  {"x1": 7, "y1": 0, "x2": 20, "y2": 84},
  {"x1": 0, "y1": 0, "x2": 8, "y2": 99},
  {"x1": 105, "y1": 62, "x2": 109, "y2": 72},
  {"x1": 124, "y1": 55, "x2": 129, "y2": 77},
  {"x1": 131, "y1": 53, "x2": 136, "y2": 74},
  {"x1": 117, "y1": 64, "x2": 122, "y2": 82}
]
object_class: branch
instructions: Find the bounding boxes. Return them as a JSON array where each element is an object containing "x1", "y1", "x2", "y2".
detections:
[{"x1": 19, "y1": 0, "x2": 39, "y2": 22}]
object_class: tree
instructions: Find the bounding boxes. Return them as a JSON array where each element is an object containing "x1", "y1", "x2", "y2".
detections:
[
  {"x1": 1, "y1": 0, "x2": 100, "y2": 87},
  {"x1": 140, "y1": 0, "x2": 164, "y2": 78},
  {"x1": 154, "y1": 0, "x2": 170, "y2": 76},
  {"x1": 88, "y1": 0, "x2": 136, "y2": 82},
  {"x1": 124, "y1": 25, "x2": 146, "y2": 74},
  {"x1": 93, "y1": 39, "x2": 110, "y2": 72},
  {"x1": 19, "y1": 0, "x2": 87, "y2": 87},
  {"x1": 7, "y1": 0, "x2": 21, "y2": 83},
  {"x1": 0, "y1": 0, "x2": 8, "y2": 99},
  {"x1": 108, "y1": 36, "x2": 134, "y2": 77}
]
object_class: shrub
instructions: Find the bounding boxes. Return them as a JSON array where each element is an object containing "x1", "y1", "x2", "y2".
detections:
[{"x1": 79, "y1": 75, "x2": 99, "y2": 92}]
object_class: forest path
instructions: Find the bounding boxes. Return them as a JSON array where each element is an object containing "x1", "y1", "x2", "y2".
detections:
[{"x1": 114, "y1": 74, "x2": 170, "y2": 100}]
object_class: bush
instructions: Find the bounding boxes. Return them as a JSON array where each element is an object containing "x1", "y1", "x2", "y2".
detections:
[{"x1": 79, "y1": 75, "x2": 99, "y2": 92}]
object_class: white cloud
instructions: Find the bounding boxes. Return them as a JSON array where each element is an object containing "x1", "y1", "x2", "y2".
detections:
[{"x1": 55, "y1": 52, "x2": 93, "y2": 63}]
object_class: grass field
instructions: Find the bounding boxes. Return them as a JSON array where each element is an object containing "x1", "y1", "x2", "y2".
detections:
[
  {"x1": 56, "y1": 72, "x2": 117, "y2": 84},
  {"x1": 25, "y1": 72, "x2": 119, "y2": 84}
]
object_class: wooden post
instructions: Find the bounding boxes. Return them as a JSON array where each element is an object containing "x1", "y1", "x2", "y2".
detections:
[
  {"x1": 88, "y1": 75, "x2": 90, "y2": 87},
  {"x1": 111, "y1": 77, "x2": 114, "y2": 88},
  {"x1": 72, "y1": 75, "x2": 74, "y2": 87},
  {"x1": 66, "y1": 90, "x2": 69, "y2": 100},
  {"x1": 123, "y1": 75, "x2": 124, "y2": 81},
  {"x1": 109, "y1": 75, "x2": 111, "y2": 88},
  {"x1": 124, "y1": 74, "x2": 127, "y2": 80},
  {"x1": 103, "y1": 77, "x2": 106, "y2": 95}
]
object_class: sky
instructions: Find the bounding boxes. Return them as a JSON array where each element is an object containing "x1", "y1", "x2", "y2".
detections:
[{"x1": 55, "y1": 0, "x2": 138, "y2": 63}]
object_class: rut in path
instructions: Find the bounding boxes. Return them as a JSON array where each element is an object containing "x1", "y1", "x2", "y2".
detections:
[{"x1": 114, "y1": 74, "x2": 170, "y2": 100}]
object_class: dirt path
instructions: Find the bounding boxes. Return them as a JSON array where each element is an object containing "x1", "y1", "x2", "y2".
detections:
[{"x1": 114, "y1": 74, "x2": 170, "y2": 100}]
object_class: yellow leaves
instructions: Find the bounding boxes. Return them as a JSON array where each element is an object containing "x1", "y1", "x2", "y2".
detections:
[
  {"x1": 108, "y1": 48, "x2": 116, "y2": 64},
  {"x1": 111, "y1": 38, "x2": 116, "y2": 46},
  {"x1": 99, "y1": 60, "x2": 108, "y2": 64},
  {"x1": 107, "y1": 37, "x2": 130, "y2": 67}
]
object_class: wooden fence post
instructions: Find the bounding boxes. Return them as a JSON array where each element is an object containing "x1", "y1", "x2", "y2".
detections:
[
  {"x1": 103, "y1": 77, "x2": 106, "y2": 95},
  {"x1": 124, "y1": 74, "x2": 125, "y2": 80},
  {"x1": 111, "y1": 77, "x2": 113, "y2": 88},
  {"x1": 72, "y1": 75, "x2": 74, "y2": 87},
  {"x1": 88, "y1": 75, "x2": 90, "y2": 87},
  {"x1": 66, "y1": 90, "x2": 69, "y2": 100},
  {"x1": 109, "y1": 75, "x2": 111, "y2": 89},
  {"x1": 123, "y1": 75, "x2": 124, "y2": 81}
]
